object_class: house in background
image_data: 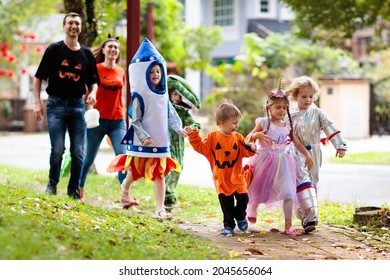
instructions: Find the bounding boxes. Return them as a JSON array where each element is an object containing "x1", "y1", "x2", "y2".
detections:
[{"x1": 183, "y1": 0, "x2": 294, "y2": 101}]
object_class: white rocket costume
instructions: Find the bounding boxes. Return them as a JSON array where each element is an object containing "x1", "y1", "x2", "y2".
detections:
[
  {"x1": 289, "y1": 103, "x2": 347, "y2": 230},
  {"x1": 107, "y1": 38, "x2": 183, "y2": 182}
]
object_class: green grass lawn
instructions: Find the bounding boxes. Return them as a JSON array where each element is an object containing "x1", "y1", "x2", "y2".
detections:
[
  {"x1": 0, "y1": 164, "x2": 379, "y2": 260},
  {"x1": 326, "y1": 152, "x2": 390, "y2": 164}
]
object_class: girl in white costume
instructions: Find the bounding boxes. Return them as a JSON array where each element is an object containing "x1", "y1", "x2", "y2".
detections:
[{"x1": 286, "y1": 76, "x2": 347, "y2": 232}]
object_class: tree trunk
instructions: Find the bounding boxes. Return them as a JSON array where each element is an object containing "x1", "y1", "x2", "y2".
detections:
[{"x1": 63, "y1": 0, "x2": 97, "y2": 46}]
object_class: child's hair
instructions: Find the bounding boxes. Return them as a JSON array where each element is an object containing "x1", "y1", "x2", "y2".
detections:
[
  {"x1": 215, "y1": 99, "x2": 241, "y2": 125},
  {"x1": 264, "y1": 90, "x2": 294, "y2": 140},
  {"x1": 93, "y1": 37, "x2": 121, "y2": 64},
  {"x1": 286, "y1": 75, "x2": 320, "y2": 102}
]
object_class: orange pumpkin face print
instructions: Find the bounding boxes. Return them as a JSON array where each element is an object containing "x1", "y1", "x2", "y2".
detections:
[
  {"x1": 212, "y1": 141, "x2": 240, "y2": 169},
  {"x1": 59, "y1": 59, "x2": 81, "y2": 81}
]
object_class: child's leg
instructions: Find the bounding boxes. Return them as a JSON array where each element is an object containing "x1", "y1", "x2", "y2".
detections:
[
  {"x1": 234, "y1": 192, "x2": 249, "y2": 221},
  {"x1": 246, "y1": 203, "x2": 259, "y2": 223},
  {"x1": 152, "y1": 177, "x2": 172, "y2": 219},
  {"x1": 120, "y1": 172, "x2": 139, "y2": 208},
  {"x1": 283, "y1": 198, "x2": 293, "y2": 231},
  {"x1": 154, "y1": 176, "x2": 165, "y2": 212},
  {"x1": 283, "y1": 198, "x2": 301, "y2": 235},
  {"x1": 218, "y1": 193, "x2": 236, "y2": 230},
  {"x1": 234, "y1": 192, "x2": 249, "y2": 232}
]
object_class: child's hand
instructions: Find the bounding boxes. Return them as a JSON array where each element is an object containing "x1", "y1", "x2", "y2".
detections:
[
  {"x1": 255, "y1": 131, "x2": 271, "y2": 146},
  {"x1": 143, "y1": 137, "x2": 154, "y2": 146},
  {"x1": 335, "y1": 149, "x2": 346, "y2": 158},
  {"x1": 184, "y1": 126, "x2": 197, "y2": 135},
  {"x1": 305, "y1": 155, "x2": 314, "y2": 171},
  {"x1": 178, "y1": 130, "x2": 188, "y2": 138},
  {"x1": 247, "y1": 142, "x2": 257, "y2": 153},
  {"x1": 245, "y1": 132, "x2": 254, "y2": 142},
  {"x1": 240, "y1": 141, "x2": 257, "y2": 153}
]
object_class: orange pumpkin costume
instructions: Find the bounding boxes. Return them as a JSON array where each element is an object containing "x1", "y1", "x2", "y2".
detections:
[{"x1": 187, "y1": 130, "x2": 255, "y2": 195}]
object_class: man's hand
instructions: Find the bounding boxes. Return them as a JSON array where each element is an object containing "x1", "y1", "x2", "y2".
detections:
[{"x1": 33, "y1": 101, "x2": 44, "y2": 122}]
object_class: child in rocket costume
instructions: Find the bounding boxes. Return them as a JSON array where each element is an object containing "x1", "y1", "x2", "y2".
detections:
[
  {"x1": 107, "y1": 38, "x2": 185, "y2": 219},
  {"x1": 286, "y1": 76, "x2": 347, "y2": 233}
]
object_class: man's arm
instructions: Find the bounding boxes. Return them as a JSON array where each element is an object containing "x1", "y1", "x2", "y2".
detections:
[{"x1": 33, "y1": 77, "x2": 44, "y2": 122}]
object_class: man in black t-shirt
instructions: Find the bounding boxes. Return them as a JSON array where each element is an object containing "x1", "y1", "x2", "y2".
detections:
[{"x1": 33, "y1": 12, "x2": 100, "y2": 200}]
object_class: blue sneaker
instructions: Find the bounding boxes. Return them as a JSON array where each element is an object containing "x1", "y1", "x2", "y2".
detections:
[
  {"x1": 236, "y1": 219, "x2": 249, "y2": 232},
  {"x1": 220, "y1": 227, "x2": 234, "y2": 235}
]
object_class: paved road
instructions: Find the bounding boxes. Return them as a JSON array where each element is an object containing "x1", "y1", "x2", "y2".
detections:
[{"x1": 0, "y1": 132, "x2": 389, "y2": 207}]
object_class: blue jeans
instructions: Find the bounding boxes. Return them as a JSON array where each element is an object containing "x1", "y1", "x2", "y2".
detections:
[
  {"x1": 80, "y1": 118, "x2": 127, "y2": 188},
  {"x1": 46, "y1": 95, "x2": 86, "y2": 198}
]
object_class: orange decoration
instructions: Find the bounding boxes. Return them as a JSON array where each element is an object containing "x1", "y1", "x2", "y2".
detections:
[
  {"x1": 35, "y1": 45, "x2": 44, "y2": 54},
  {"x1": 21, "y1": 43, "x2": 29, "y2": 53},
  {"x1": 7, "y1": 70, "x2": 15, "y2": 78}
]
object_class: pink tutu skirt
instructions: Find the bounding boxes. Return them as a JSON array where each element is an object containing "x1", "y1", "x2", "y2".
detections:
[{"x1": 247, "y1": 150, "x2": 297, "y2": 208}]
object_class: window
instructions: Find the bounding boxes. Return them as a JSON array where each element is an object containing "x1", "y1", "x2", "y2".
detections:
[
  {"x1": 260, "y1": 0, "x2": 269, "y2": 13},
  {"x1": 214, "y1": 0, "x2": 234, "y2": 27}
]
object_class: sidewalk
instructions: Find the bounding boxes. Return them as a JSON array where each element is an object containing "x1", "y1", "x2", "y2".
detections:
[{"x1": 178, "y1": 222, "x2": 390, "y2": 260}]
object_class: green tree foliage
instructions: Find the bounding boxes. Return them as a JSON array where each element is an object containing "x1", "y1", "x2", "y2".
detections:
[
  {"x1": 280, "y1": 0, "x2": 390, "y2": 47},
  {"x1": 0, "y1": 0, "x2": 61, "y2": 90},
  {"x1": 0, "y1": 0, "x2": 61, "y2": 42},
  {"x1": 178, "y1": 25, "x2": 223, "y2": 72},
  {"x1": 206, "y1": 32, "x2": 360, "y2": 135}
]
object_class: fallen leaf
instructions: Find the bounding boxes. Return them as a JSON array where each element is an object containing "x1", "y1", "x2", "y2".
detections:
[
  {"x1": 237, "y1": 238, "x2": 255, "y2": 244},
  {"x1": 246, "y1": 247, "x2": 264, "y2": 255},
  {"x1": 324, "y1": 256, "x2": 338, "y2": 260},
  {"x1": 229, "y1": 250, "x2": 241, "y2": 258},
  {"x1": 331, "y1": 243, "x2": 348, "y2": 248},
  {"x1": 206, "y1": 214, "x2": 217, "y2": 218},
  {"x1": 74, "y1": 214, "x2": 92, "y2": 222}
]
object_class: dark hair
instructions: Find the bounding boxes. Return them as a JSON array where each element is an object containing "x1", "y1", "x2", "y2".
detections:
[
  {"x1": 63, "y1": 12, "x2": 81, "y2": 25},
  {"x1": 93, "y1": 38, "x2": 121, "y2": 64}
]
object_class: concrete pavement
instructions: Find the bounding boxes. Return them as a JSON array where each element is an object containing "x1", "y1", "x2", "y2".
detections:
[{"x1": 0, "y1": 131, "x2": 389, "y2": 207}]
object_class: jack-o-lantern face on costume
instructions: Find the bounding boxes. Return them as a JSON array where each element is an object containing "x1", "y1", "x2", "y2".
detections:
[
  {"x1": 212, "y1": 141, "x2": 240, "y2": 169},
  {"x1": 59, "y1": 59, "x2": 81, "y2": 82}
]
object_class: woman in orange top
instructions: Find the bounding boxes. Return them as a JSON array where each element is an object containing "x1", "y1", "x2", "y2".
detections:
[
  {"x1": 184, "y1": 99, "x2": 256, "y2": 235},
  {"x1": 79, "y1": 35, "x2": 127, "y2": 202}
]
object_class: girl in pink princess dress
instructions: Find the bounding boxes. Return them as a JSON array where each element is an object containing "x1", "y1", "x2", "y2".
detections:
[{"x1": 245, "y1": 81, "x2": 313, "y2": 235}]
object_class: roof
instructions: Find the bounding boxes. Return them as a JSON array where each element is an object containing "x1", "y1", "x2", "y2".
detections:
[{"x1": 247, "y1": 19, "x2": 292, "y2": 38}]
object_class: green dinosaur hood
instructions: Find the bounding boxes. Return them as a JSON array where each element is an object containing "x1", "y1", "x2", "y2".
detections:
[{"x1": 167, "y1": 75, "x2": 201, "y2": 110}]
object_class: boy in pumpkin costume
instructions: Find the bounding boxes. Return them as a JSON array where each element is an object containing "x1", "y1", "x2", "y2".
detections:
[{"x1": 184, "y1": 99, "x2": 256, "y2": 235}]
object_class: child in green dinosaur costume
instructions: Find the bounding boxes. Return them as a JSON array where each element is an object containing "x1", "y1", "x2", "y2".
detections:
[{"x1": 165, "y1": 75, "x2": 201, "y2": 209}]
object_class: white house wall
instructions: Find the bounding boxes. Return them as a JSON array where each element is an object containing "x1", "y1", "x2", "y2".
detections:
[{"x1": 186, "y1": 0, "x2": 295, "y2": 101}]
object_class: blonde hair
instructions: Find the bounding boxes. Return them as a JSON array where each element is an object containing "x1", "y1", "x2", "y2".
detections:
[
  {"x1": 286, "y1": 75, "x2": 320, "y2": 102},
  {"x1": 215, "y1": 99, "x2": 241, "y2": 125}
]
